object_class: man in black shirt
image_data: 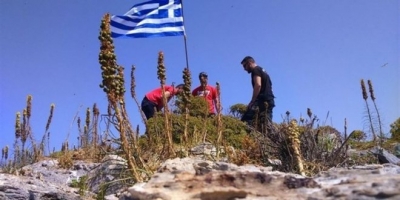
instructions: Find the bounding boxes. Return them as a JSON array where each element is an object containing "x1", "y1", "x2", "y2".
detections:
[{"x1": 240, "y1": 56, "x2": 275, "y2": 132}]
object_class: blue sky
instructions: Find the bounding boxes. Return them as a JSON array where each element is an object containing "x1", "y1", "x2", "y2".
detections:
[{"x1": 1, "y1": 0, "x2": 399, "y2": 153}]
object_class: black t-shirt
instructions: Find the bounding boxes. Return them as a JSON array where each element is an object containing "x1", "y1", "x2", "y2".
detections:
[{"x1": 251, "y1": 66, "x2": 275, "y2": 101}]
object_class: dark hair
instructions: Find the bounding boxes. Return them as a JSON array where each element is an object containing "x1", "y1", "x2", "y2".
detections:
[
  {"x1": 241, "y1": 56, "x2": 255, "y2": 65},
  {"x1": 175, "y1": 84, "x2": 185, "y2": 89},
  {"x1": 199, "y1": 72, "x2": 208, "y2": 79}
]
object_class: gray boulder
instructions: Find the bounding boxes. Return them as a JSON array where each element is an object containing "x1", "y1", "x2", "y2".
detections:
[{"x1": 369, "y1": 146, "x2": 400, "y2": 165}]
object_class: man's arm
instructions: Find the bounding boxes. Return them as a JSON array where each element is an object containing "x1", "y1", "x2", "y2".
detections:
[
  {"x1": 249, "y1": 75, "x2": 261, "y2": 106},
  {"x1": 164, "y1": 91, "x2": 172, "y2": 101},
  {"x1": 213, "y1": 97, "x2": 220, "y2": 113}
]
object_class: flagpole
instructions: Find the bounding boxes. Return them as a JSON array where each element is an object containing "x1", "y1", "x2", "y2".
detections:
[{"x1": 180, "y1": 0, "x2": 190, "y2": 69}]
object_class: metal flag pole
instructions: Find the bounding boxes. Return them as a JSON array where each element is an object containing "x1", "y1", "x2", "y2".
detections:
[{"x1": 180, "y1": 0, "x2": 190, "y2": 69}]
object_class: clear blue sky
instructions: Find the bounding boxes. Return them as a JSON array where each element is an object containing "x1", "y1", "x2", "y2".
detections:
[{"x1": 1, "y1": 0, "x2": 399, "y2": 153}]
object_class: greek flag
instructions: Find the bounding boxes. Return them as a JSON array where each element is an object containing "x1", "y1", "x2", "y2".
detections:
[{"x1": 110, "y1": 0, "x2": 185, "y2": 38}]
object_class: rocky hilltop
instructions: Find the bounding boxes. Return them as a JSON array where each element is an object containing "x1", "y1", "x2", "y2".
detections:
[{"x1": 1, "y1": 155, "x2": 400, "y2": 200}]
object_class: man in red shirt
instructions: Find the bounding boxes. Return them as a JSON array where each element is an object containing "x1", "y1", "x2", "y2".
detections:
[
  {"x1": 192, "y1": 72, "x2": 219, "y2": 116},
  {"x1": 141, "y1": 84, "x2": 184, "y2": 119}
]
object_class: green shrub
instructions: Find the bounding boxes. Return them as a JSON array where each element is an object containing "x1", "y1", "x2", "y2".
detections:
[
  {"x1": 145, "y1": 113, "x2": 248, "y2": 149},
  {"x1": 390, "y1": 118, "x2": 400, "y2": 141}
]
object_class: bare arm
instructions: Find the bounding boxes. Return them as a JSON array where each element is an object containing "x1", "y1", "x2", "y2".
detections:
[
  {"x1": 251, "y1": 75, "x2": 262, "y2": 103},
  {"x1": 214, "y1": 98, "x2": 220, "y2": 113},
  {"x1": 164, "y1": 91, "x2": 172, "y2": 101}
]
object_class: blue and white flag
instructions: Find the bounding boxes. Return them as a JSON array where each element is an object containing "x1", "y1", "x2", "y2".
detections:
[{"x1": 110, "y1": 0, "x2": 185, "y2": 38}]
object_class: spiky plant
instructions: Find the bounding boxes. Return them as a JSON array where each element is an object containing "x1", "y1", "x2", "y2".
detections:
[
  {"x1": 307, "y1": 108, "x2": 312, "y2": 119},
  {"x1": 92, "y1": 103, "x2": 100, "y2": 148},
  {"x1": 182, "y1": 67, "x2": 192, "y2": 145},
  {"x1": 13, "y1": 112, "x2": 21, "y2": 165},
  {"x1": 285, "y1": 111, "x2": 291, "y2": 124},
  {"x1": 361, "y1": 79, "x2": 376, "y2": 141},
  {"x1": 305, "y1": 108, "x2": 318, "y2": 129},
  {"x1": 82, "y1": 107, "x2": 91, "y2": 148},
  {"x1": 21, "y1": 95, "x2": 40, "y2": 163},
  {"x1": 262, "y1": 101, "x2": 271, "y2": 134},
  {"x1": 40, "y1": 103, "x2": 55, "y2": 156},
  {"x1": 130, "y1": 65, "x2": 147, "y2": 124},
  {"x1": 15, "y1": 112, "x2": 21, "y2": 140},
  {"x1": 216, "y1": 82, "x2": 224, "y2": 159},
  {"x1": 24, "y1": 96, "x2": 33, "y2": 161},
  {"x1": 5, "y1": 146, "x2": 8, "y2": 160},
  {"x1": 21, "y1": 109, "x2": 28, "y2": 158},
  {"x1": 26, "y1": 95, "x2": 32, "y2": 119},
  {"x1": 288, "y1": 120, "x2": 305, "y2": 176},
  {"x1": 367, "y1": 80, "x2": 383, "y2": 141},
  {"x1": 98, "y1": 13, "x2": 144, "y2": 181},
  {"x1": 199, "y1": 77, "x2": 209, "y2": 141},
  {"x1": 1, "y1": 146, "x2": 9, "y2": 162},
  {"x1": 76, "y1": 117, "x2": 82, "y2": 147},
  {"x1": 62, "y1": 141, "x2": 69, "y2": 152},
  {"x1": 157, "y1": 51, "x2": 174, "y2": 157}
]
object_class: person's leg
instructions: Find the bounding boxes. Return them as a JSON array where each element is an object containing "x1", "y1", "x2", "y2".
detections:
[
  {"x1": 267, "y1": 107, "x2": 273, "y2": 122},
  {"x1": 255, "y1": 100, "x2": 267, "y2": 132},
  {"x1": 256, "y1": 100, "x2": 275, "y2": 133},
  {"x1": 141, "y1": 97, "x2": 156, "y2": 119},
  {"x1": 241, "y1": 108, "x2": 255, "y2": 125},
  {"x1": 265, "y1": 107, "x2": 273, "y2": 132}
]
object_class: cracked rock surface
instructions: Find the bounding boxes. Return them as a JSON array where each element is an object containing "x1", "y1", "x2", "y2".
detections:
[{"x1": 1, "y1": 157, "x2": 400, "y2": 200}]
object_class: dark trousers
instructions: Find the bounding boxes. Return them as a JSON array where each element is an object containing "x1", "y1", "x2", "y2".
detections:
[
  {"x1": 141, "y1": 97, "x2": 157, "y2": 119},
  {"x1": 241, "y1": 98, "x2": 274, "y2": 132}
]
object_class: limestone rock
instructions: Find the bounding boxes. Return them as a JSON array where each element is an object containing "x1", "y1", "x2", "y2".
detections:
[
  {"x1": 0, "y1": 158, "x2": 95, "y2": 200},
  {"x1": 123, "y1": 158, "x2": 400, "y2": 200},
  {"x1": 87, "y1": 155, "x2": 132, "y2": 196},
  {"x1": 1, "y1": 154, "x2": 400, "y2": 200}
]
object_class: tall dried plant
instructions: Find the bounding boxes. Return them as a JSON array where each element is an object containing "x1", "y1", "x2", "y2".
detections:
[
  {"x1": 5, "y1": 146, "x2": 9, "y2": 160},
  {"x1": 199, "y1": 78, "x2": 209, "y2": 141},
  {"x1": 367, "y1": 80, "x2": 383, "y2": 141},
  {"x1": 361, "y1": 79, "x2": 376, "y2": 141},
  {"x1": 24, "y1": 96, "x2": 33, "y2": 157},
  {"x1": 216, "y1": 82, "x2": 223, "y2": 159},
  {"x1": 288, "y1": 120, "x2": 305, "y2": 176},
  {"x1": 98, "y1": 13, "x2": 145, "y2": 181},
  {"x1": 157, "y1": 51, "x2": 174, "y2": 157},
  {"x1": 262, "y1": 101, "x2": 270, "y2": 134},
  {"x1": 23, "y1": 95, "x2": 40, "y2": 163},
  {"x1": 130, "y1": 65, "x2": 147, "y2": 124},
  {"x1": 13, "y1": 112, "x2": 21, "y2": 165},
  {"x1": 82, "y1": 107, "x2": 91, "y2": 148},
  {"x1": 40, "y1": 104, "x2": 55, "y2": 156},
  {"x1": 77, "y1": 117, "x2": 82, "y2": 147},
  {"x1": 21, "y1": 109, "x2": 28, "y2": 159},
  {"x1": 182, "y1": 67, "x2": 192, "y2": 145},
  {"x1": 92, "y1": 103, "x2": 100, "y2": 148},
  {"x1": 1, "y1": 146, "x2": 9, "y2": 163}
]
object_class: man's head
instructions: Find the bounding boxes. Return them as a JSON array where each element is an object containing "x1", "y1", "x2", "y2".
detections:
[
  {"x1": 175, "y1": 84, "x2": 185, "y2": 94},
  {"x1": 241, "y1": 56, "x2": 256, "y2": 73},
  {"x1": 198, "y1": 72, "x2": 208, "y2": 86}
]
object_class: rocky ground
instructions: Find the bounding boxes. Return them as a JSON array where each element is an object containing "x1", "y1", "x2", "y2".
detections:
[
  {"x1": 0, "y1": 154, "x2": 400, "y2": 200},
  {"x1": 120, "y1": 158, "x2": 400, "y2": 200}
]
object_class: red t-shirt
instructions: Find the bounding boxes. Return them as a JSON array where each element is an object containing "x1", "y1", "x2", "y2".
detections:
[
  {"x1": 192, "y1": 85, "x2": 218, "y2": 114},
  {"x1": 145, "y1": 85, "x2": 177, "y2": 109}
]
